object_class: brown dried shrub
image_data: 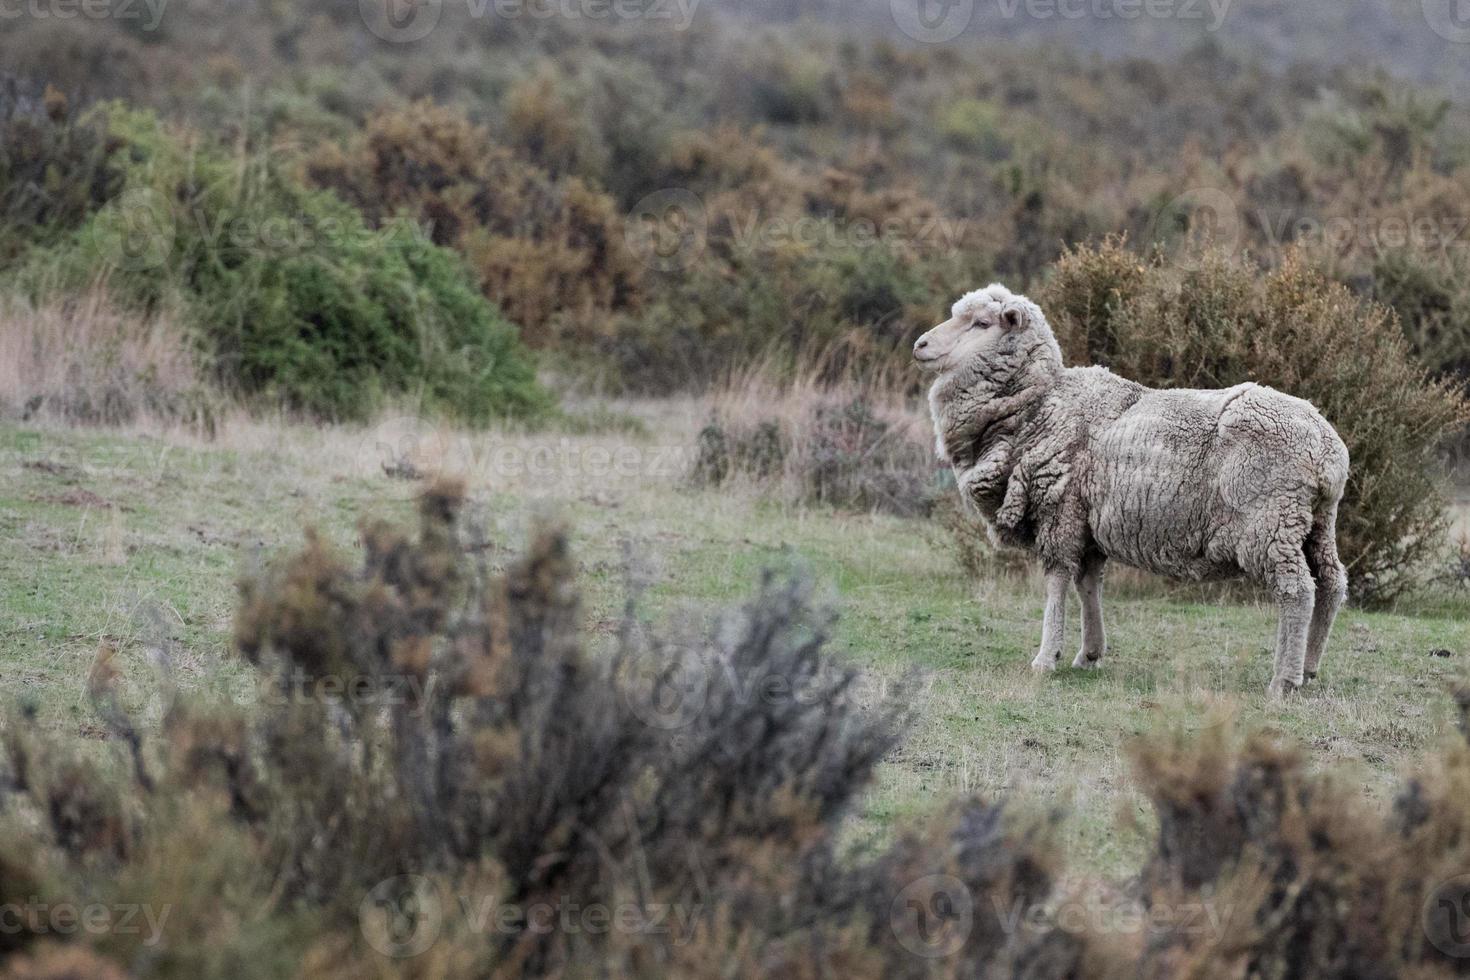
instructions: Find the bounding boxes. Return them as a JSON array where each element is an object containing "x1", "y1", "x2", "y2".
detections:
[{"x1": 305, "y1": 101, "x2": 641, "y2": 348}]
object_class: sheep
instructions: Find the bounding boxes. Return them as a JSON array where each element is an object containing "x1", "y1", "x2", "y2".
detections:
[{"x1": 915, "y1": 284, "x2": 1349, "y2": 697}]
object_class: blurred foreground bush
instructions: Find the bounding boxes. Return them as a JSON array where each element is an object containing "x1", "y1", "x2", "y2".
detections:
[
  {"x1": 6, "y1": 486, "x2": 1470, "y2": 977},
  {"x1": 0, "y1": 483, "x2": 1072, "y2": 977},
  {"x1": 1040, "y1": 239, "x2": 1470, "y2": 602}
]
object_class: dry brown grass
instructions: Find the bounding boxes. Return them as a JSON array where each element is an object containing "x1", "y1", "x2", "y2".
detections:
[
  {"x1": 0, "y1": 290, "x2": 211, "y2": 431},
  {"x1": 692, "y1": 359, "x2": 939, "y2": 515}
]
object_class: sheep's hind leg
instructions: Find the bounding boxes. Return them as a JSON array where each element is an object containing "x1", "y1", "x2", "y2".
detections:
[
  {"x1": 1303, "y1": 509, "x2": 1347, "y2": 682},
  {"x1": 1267, "y1": 561, "x2": 1316, "y2": 700},
  {"x1": 1072, "y1": 553, "x2": 1107, "y2": 669},
  {"x1": 1032, "y1": 568, "x2": 1070, "y2": 672}
]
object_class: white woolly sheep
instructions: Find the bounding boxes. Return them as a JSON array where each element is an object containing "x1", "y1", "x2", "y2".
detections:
[{"x1": 916, "y1": 284, "x2": 1349, "y2": 697}]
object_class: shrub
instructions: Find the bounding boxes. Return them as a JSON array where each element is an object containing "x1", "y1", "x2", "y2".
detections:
[
  {"x1": 935, "y1": 98, "x2": 1009, "y2": 159},
  {"x1": 9, "y1": 488, "x2": 1470, "y2": 977},
  {"x1": 1, "y1": 483, "x2": 1083, "y2": 977},
  {"x1": 1040, "y1": 239, "x2": 1470, "y2": 601},
  {"x1": 605, "y1": 232, "x2": 955, "y2": 393},
  {"x1": 305, "y1": 101, "x2": 641, "y2": 349},
  {"x1": 1127, "y1": 718, "x2": 1470, "y2": 977},
  {"x1": 1369, "y1": 248, "x2": 1470, "y2": 386},
  {"x1": 750, "y1": 45, "x2": 833, "y2": 125},
  {"x1": 11, "y1": 105, "x2": 547, "y2": 423},
  {"x1": 504, "y1": 70, "x2": 605, "y2": 180},
  {"x1": 0, "y1": 83, "x2": 125, "y2": 266}
]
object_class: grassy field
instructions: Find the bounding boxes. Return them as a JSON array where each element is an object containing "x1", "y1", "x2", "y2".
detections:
[{"x1": 2, "y1": 407, "x2": 1467, "y2": 879}]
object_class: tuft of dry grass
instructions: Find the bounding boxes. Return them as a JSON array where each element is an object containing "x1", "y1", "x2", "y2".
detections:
[
  {"x1": 691, "y1": 360, "x2": 941, "y2": 516},
  {"x1": 0, "y1": 290, "x2": 214, "y2": 432}
]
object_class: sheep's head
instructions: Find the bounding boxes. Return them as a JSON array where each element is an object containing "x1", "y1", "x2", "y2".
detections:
[{"x1": 913, "y1": 285, "x2": 1060, "y2": 380}]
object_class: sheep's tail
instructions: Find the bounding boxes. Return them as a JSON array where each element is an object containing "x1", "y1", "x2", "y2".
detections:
[
  {"x1": 1306, "y1": 428, "x2": 1350, "y2": 583},
  {"x1": 1315, "y1": 428, "x2": 1350, "y2": 514}
]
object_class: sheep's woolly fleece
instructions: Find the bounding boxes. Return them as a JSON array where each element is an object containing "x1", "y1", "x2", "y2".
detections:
[{"x1": 917, "y1": 284, "x2": 1349, "y2": 696}]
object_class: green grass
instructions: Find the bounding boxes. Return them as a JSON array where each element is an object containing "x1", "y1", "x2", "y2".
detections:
[{"x1": 1, "y1": 415, "x2": 1467, "y2": 878}]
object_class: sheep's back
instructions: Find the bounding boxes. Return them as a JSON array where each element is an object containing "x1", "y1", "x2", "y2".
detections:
[{"x1": 1083, "y1": 382, "x2": 1344, "y2": 579}]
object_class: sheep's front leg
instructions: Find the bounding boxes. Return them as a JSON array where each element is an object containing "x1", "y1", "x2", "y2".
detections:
[
  {"x1": 1031, "y1": 568, "x2": 1070, "y2": 672},
  {"x1": 956, "y1": 448, "x2": 1009, "y2": 506},
  {"x1": 995, "y1": 469, "x2": 1029, "y2": 530}
]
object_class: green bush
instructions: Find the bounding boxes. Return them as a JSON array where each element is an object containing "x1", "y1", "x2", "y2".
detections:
[
  {"x1": 605, "y1": 232, "x2": 956, "y2": 393},
  {"x1": 1369, "y1": 248, "x2": 1470, "y2": 385},
  {"x1": 10, "y1": 105, "x2": 547, "y2": 423},
  {"x1": 1040, "y1": 240, "x2": 1470, "y2": 601},
  {"x1": 935, "y1": 98, "x2": 1009, "y2": 159}
]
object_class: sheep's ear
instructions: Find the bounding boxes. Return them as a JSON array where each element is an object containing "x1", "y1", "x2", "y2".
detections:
[{"x1": 1000, "y1": 302, "x2": 1027, "y2": 330}]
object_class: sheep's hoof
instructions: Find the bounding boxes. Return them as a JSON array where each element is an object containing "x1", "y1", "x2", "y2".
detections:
[
  {"x1": 1031, "y1": 651, "x2": 1060, "y2": 673},
  {"x1": 1072, "y1": 650, "x2": 1103, "y2": 670},
  {"x1": 1302, "y1": 670, "x2": 1318, "y2": 682},
  {"x1": 1266, "y1": 677, "x2": 1301, "y2": 700}
]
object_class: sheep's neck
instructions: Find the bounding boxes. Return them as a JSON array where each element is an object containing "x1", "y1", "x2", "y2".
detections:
[{"x1": 933, "y1": 364, "x2": 1055, "y2": 473}]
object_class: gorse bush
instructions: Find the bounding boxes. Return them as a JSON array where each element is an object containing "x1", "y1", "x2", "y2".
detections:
[
  {"x1": 1040, "y1": 239, "x2": 1470, "y2": 601},
  {"x1": 7, "y1": 488, "x2": 1470, "y2": 977},
  {"x1": 606, "y1": 231, "x2": 971, "y2": 393},
  {"x1": 4, "y1": 104, "x2": 547, "y2": 423},
  {"x1": 305, "y1": 101, "x2": 642, "y2": 349},
  {"x1": 1123, "y1": 707, "x2": 1470, "y2": 977}
]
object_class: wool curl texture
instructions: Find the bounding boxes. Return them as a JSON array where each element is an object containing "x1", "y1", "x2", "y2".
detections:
[{"x1": 917, "y1": 284, "x2": 1350, "y2": 697}]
